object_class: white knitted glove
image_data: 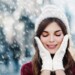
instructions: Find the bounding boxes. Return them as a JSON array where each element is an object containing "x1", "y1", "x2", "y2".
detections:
[
  {"x1": 35, "y1": 37, "x2": 52, "y2": 71},
  {"x1": 53, "y1": 34, "x2": 68, "y2": 71}
]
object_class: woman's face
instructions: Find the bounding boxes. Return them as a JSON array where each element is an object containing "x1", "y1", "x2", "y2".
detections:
[{"x1": 40, "y1": 22, "x2": 64, "y2": 54}]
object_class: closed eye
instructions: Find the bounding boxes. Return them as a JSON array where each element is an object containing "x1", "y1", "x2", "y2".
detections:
[
  {"x1": 56, "y1": 34, "x2": 61, "y2": 36},
  {"x1": 55, "y1": 30, "x2": 62, "y2": 36},
  {"x1": 41, "y1": 31, "x2": 49, "y2": 37}
]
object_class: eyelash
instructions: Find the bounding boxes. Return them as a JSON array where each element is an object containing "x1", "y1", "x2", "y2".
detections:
[
  {"x1": 42, "y1": 35, "x2": 48, "y2": 37},
  {"x1": 56, "y1": 34, "x2": 61, "y2": 36},
  {"x1": 42, "y1": 34, "x2": 61, "y2": 37}
]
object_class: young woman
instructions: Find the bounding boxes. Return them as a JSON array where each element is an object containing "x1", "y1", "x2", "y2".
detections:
[{"x1": 21, "y1": 5, "x2": 75, "y2": 75}]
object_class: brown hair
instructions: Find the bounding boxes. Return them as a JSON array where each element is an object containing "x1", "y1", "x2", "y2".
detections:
[{"x1": 32, "y1": 18, "x2": 75, "y2": 75}]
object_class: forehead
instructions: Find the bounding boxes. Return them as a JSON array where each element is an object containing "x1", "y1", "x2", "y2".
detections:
[{"x1": 44, "y1": 22, "x2": 62, "y2": 32}]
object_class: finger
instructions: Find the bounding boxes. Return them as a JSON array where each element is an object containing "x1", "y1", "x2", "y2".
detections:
[
  {"x1": 35, "y1": 37, "x2": 49, "y2": 53},
  {"x1": 57, "y1": 34, "x2": 69, "y2": 52},
  {"x1": 34, "y1": 37, "x2": 46, "y2": 50}
]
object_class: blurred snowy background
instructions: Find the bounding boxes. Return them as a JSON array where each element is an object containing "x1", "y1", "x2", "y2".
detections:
[{"x1": 0, "y1": 0, "x2": 75, "y2": 75}]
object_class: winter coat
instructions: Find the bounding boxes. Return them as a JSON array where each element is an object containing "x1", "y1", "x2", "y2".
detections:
[{"x1": 21, "y1": 62, "x2": 75, "y2": 75}]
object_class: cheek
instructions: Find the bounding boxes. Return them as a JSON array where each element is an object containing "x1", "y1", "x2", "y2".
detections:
[
  {"x1": 40, "y1": 36, "x2": 48, "y2": 44},
  {"x1": 55, "y1": 36, "x2": 64, "y2": 45}
]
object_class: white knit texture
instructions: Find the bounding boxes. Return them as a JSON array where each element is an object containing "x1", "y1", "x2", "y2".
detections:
[{"x1": 35, "y1": 5, "x2": 70, "y2": 35}]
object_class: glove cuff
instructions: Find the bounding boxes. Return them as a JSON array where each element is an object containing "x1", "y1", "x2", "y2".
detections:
[
  {"x1": 53, "y1": 61, "x2": 64, "y2": 71},
  {"x1": 41, "y1": 60, "x2": 52, "y2": 71}
]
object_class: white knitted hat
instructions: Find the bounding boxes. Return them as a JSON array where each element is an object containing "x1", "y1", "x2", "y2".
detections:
[
  {"x1": 35, "y1": 5, "x2": 75, "y2": 61},
  {"x1": 35, "y1": 5, "x2": 70, "y2": 34}
]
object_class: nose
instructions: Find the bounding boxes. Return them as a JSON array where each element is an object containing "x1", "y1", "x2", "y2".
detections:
[{"x1": 49, "y1": 35, "x2": 55, "y2": 42}]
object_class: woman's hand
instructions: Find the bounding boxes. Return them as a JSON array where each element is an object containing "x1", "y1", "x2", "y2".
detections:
[
  {"x1": 53, "y1": 35, "x2": 68, "y2": 71},
  {"x1": 35, "y1": 34, "x2": 68, "y2": 72},
  {"x1": 35, "y1": 37, "x2": 53, "y2": 71}
]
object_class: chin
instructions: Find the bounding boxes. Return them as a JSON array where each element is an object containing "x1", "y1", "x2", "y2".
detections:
[
  {"x1": 48, "y1": 48, "x2": 58, "y2": 54},
  {"x1": 50, "y1": 52, "x2": 55, "y2": 54},
  {"x1": 49, "y1": 50, "x2": 56, "y2": 54}
]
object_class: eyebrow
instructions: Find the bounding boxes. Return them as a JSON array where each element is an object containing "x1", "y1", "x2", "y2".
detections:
[
  {"x1": 55, "y1": 30, "x2": 62, "y2": 33},
  {"x1": 43, "y1": 30, "x2": 62, "y2": 33}
]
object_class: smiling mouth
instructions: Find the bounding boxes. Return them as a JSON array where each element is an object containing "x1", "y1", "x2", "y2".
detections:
[{"x1": 46, "y1": 44, "x2": 57, "y2": 49}]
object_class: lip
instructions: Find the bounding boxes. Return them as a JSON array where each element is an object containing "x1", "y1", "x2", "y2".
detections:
[{"x1": 46, "y1": 44, "x2": 57, "y2": 49}]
